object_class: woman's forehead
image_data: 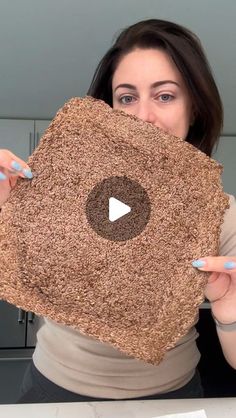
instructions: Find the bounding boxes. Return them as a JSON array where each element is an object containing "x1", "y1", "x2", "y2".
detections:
[{"x1": 112, "y1": 48, "x2": 184, "y2": 88}]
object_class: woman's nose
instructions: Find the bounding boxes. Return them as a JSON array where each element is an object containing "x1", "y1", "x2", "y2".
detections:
[{"x1": 135, "y1": 103, "x2": 157, "y2": 124}]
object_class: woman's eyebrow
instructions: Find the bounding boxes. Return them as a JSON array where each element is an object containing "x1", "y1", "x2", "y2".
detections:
[{"x1": 114, "y1": 80, "x2": 180, "y2": 92}]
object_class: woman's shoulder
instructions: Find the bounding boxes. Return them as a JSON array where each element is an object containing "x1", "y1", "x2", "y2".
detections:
[
  {"x1": 223, "y1": 194, "x2": 236, "y2": 221},
  {"x1": 227, "y1": 193, "x2": 236, "y2": 206},
  {"x1": 219, "y1": 194, "x2": 236, "y2": 256}
]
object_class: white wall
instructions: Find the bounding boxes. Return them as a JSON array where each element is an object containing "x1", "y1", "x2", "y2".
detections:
[{"x1": 0, "y1": 0, "x2": 235, "y2": 136}]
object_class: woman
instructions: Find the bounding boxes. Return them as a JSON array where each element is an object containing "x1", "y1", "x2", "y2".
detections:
[{"x1": 0, "y1": 18, "x2": 236, "y2": 403}]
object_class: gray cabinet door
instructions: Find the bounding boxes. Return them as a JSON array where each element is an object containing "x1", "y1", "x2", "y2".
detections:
[
  {"x1": 0, "y1": 119, "x2": 50, "y2": 349},
  {"x1": 26, "y1": 314, "x2": 44, "y2": 347},
  {"x1": 213, "y1": 136, "x2": 236, "y2": 196},
  {"x1": 0, "y1": 301, "x2": 26, "y2": 348},
  {"x1": 34, "y1": 120, "x2": 51, "y2": 148},
  {"x1": 0, "y1": 119, "x2": 51, "y2": 158},
  {"x1": 0, "y1": 119, "x2": 34, "y2": 161},
  {"x1": 0, "y1": 120, "x2": 32, "y2": 348}
]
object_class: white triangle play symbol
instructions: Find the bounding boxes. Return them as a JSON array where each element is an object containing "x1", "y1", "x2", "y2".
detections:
[{"x1": 109, "y1": 197, "x2": 131, "y2": 222}]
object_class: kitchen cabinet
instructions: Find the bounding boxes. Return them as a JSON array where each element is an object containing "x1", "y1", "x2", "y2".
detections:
[
  {"x1": 0, "y1": 119, "x2": 50, "y2": 404},
  {"x1": 196, "y1": 307, "x2": 236, "y2": 397},
  {"x1": 0, "y1": 119, "x2": 50, "y2": 161},
  {"x1": 0, "y1": 302, "x2": 44, "y2": 349},
  {"x1": 0, "y1": 118, "x2": 50, "y2": 350},
  {"x1": 0, "y1": 120, "x2": 34, "y2": 161},
  {"x1": 0, "y1": 302, "x2": 26, "y2": 348},
  {"x1": 34, "y1": 120, "x2": 51, "y2": 153}
]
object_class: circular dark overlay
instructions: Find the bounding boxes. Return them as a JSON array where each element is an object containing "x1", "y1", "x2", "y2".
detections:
[{"x1": 85, "y1": 176, "x2": 151, "y2": 241}]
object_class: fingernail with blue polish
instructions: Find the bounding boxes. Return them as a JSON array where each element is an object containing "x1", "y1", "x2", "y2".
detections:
[
  {"x1": 23, "y1": 168, "x2": 33, "y2": 179},
  {"x1": 0, "y1": 172, "x2": 7, "y2": 180},
  {"x1": 192, "y1": 259, "x2": 206, "y2": 268},
  {"x1": 11, "y1": 160, "x2": 22, "y2": 171},
  {"x1": 224, "y1": 261, "x2": 236, "y2": 270}
]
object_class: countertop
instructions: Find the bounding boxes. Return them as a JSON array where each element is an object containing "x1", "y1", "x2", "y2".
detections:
[{"x1": 0, "y1": 398, "x2": 236, "y2": 417}]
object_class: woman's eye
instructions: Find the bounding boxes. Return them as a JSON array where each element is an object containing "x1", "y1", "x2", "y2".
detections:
[
  {"x1": 120, "y1": 95, "x2": 135, "y2": 104},
  {"x1": 159, "y1": 94, "x2": 173, "y2": 102}
]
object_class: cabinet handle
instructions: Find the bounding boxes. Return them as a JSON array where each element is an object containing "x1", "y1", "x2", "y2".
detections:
[
  {"x1": 29, "y1": 132, "x2": 33, "y2": 155},
  {"x1": 36, "y1": 132, "x2": 40, "y2": 147},
  {"x1": 29, "y1": 132, "x2": 40, "y2": 155},
  {"x1": 17, "y1": 308, "x2": 26, "y2": 324},
  {"x1": 28, "y1": 312, "x2": 35, "y2": 323}
]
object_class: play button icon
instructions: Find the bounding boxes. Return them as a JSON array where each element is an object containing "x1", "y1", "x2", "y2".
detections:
[
  {"x1": 109, "y1": 197, "x2": 131, "y2": 222},
  {"x1": 85, "y1": 176, "x2": 151, "y2": 241}
]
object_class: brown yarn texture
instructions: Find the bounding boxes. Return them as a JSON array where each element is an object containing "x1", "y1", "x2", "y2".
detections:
[{"x1": 0, "y1": 97, "x2": 229, "y2": 364}]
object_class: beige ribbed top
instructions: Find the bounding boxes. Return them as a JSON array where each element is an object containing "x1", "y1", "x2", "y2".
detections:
[{"x1": 33, "y1": 194, "x2": 236, "y2": 399}]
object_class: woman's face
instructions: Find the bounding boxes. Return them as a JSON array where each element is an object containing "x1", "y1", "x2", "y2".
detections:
[{"x1": 112, "y1": 48, "x2": 193, "y2": 139}]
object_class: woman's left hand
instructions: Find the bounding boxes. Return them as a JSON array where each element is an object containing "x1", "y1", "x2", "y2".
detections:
[{"x1": 193, "y1": 256, "x2": 236, "y2": 324}]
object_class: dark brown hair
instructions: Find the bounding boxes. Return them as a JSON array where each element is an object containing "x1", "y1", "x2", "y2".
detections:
[{"x1": 87, "y1": 19, "x2": 223, "y2": 156}]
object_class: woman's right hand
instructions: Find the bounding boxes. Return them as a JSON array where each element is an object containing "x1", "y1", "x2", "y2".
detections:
[{"x1": 0, "y1": 149, "x2": 33, "y2": 207}]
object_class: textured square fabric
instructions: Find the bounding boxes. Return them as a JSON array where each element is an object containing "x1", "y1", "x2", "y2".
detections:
[{"x1": 0, "y1": 97, "x2": 229, "y2": 364}]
